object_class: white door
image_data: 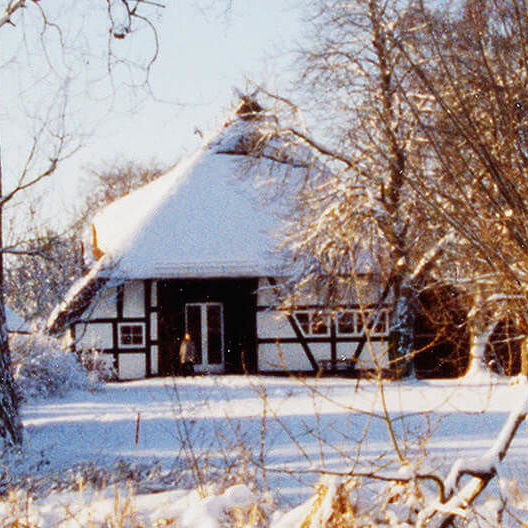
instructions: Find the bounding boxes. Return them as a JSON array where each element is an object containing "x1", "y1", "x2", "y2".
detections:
[{"x1": 184, "y1": 303, "x2": 225, "y2": 373}]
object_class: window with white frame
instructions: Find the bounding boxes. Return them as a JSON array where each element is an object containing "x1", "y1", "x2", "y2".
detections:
[
  {"x1": 294, "y1": 311, "x2": 331, "y2": 337},
  {"x1": 118, "y1": 323, "x2": 146, "y2": 348},
  {"x1": 336, "y1": 309, "x2": 389, "y2": 337},
  {"x1": 370, "y1": 309, "x2": 390, "y2": 336},
  {"x1": 336, "y1": 310, "x2": 356, "y2": 335}
]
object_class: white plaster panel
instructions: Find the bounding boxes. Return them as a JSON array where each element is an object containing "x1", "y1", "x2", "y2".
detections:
[
  {"x1": 75, "y1": 322, "x2": 113, "y2": 349},
  {"x1": 150, "y1": 313, "x2": 158, "y2": 340},
  {"x1": 257, "y1": 311, "x2": 296, "y2": 338},
  {"x1": 336, "y1": 342, "x2": 360, "y2": 362},
  {"x1": 258, "y1": 343, "x2": 312, "y2": 371},
  {"x1": 257, "y1": 280, "x2": 278, "y2": 307},
  {"x1": 99, "y1": 353, "x2": 115, "y2": 375},
  {"x1": 257, "y1": 278, "x2": 295, "y2": 307},
  {"x1": 150, "y1": 345, "x2": 159, "y2": 375},
  {"x1": 123, "y1": 281, "x2": 145, "y2": 317},
  {"x1": 89, "y1": 287, "x2": 117, "y2": 318},
  {"x1": 309, "y1": 343, "x2": 332, "y2": 363},
  {"x1": 151, "y1": 281, "x2": 158, "y2": 307},
  {"x1": 119, "y1": 353, "x2": 146, "y2": 380},
  {"x1": 343, "y1": 341, "x2": 389, "y2": 370}
]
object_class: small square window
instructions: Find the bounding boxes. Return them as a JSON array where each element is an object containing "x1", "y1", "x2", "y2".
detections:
[
  {"x1": 336, "y1": 309, "x2": 389, "y2": 337},
  {"x1": 337, "y1": 311, "x2": 356, "y2": 335},
  {"x1": 311, "y1": 312, "x2": 329, "y2": 335},
  {"x1": 356, "y1": 310, "x2": 389, "y2": 336},
  {"x1": 355, "y1": 312, "x2": 365, "y2": 334},
  {"x1": 356, "y1": 309, "x2": 376, "y2": 334},
  {"x1": 372, "y1": 311, "x2": 389, "y2": 336},
  {"x1": 118, "y1": 323, "x2": 145, "y2": 348}
]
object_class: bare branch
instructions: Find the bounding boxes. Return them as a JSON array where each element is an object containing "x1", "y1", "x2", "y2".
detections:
[{"x1": 0, "y1": 0, "x2": 26, "y2": 31}]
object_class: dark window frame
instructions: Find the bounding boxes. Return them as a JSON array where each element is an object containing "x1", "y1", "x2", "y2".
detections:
[{"x1": 118, "y1": 322, "x2": 146, "y2": 349}]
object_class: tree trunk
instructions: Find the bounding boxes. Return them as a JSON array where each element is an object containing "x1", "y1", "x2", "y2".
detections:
[
  {"x1": 388, "y1": 281, "x2": 416, "y2": 378},
  {"x1": 0, "y1": 306, "x2": 22, "y2": 448},
  {"x1": 0, "y1": 144, "x2": 22, "y2": 448},
  {"x1": 521, "y1": 338, "x2": 528, "y2": 379},
  {"x1": 465, "y1": 323, "x2": 495, "y2": 379},
  {"x1": 516, "y1": 314, "x2": 528, "y2": 379}
]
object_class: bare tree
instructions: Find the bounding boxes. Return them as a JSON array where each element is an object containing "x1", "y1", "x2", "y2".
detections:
[
  {"x1": 4, "y1": 222, "x2": 83, "y2": 324},
  {"x1": 270, "y1": 0, "x2": 455, "y2": 377},
  {"x1": 0, "y1": 0, "x2": 165, "y2": 448},
  {"x1": 3, "y1": 159, "x2": 168, "y2": 324},
  {"x1": 271, "y1": 0, "x2": 528, "y2": 522},
  {"x1": 385, "y1": 0, "x2": 528, "y2": 378}
]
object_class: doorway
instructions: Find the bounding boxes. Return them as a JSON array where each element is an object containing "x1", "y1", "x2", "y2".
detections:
[
  {"x1": 157, "y1": 279, "x2": 258, "y2": 376},
  {"x1": 185, "y1": 302, "x2": 224, "y2": 373}
]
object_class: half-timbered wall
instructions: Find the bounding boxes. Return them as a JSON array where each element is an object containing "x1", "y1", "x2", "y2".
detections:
[
  {"x1": 72, "y1": 276, "x2": 390, "y2": 378},
  {"x1": 255, "y1": 278, "x2": 390, "y2": 374},
  {"x1": 73, "y1": 280, "x2": 159, "y2": 380}
]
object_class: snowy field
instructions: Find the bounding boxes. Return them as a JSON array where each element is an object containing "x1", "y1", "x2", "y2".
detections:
[{"x1": 4, "y1": 375, "x2": 528, "y2": 526}]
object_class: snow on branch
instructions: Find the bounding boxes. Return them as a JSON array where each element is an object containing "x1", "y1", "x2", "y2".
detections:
[
  {"x1": 409, "y1": 231, "x2": 455, "y2": 282},
  {"x1": 283, "y1": 127, "x2": 357, "y2": 169},
  {"x1": 0, "y1": 0, "x2": 26, "y2": 31},
  {"x1": 417, "y1": 388, "x2": 528, "y2": 527}
]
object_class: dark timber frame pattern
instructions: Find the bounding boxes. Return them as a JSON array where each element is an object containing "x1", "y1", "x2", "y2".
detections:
[
  {"x1": 66, "y1": 276, "x2": 393, "y2": 378},
  {"x1": 266, "y1": 277, "x2": 318, "y2": 373},
  {"x1": 69, "y1": 280, "x2": 160, "y2": 377},
  {"x1": 262, "y1": 277, "x2": 389, "y2": 375}
]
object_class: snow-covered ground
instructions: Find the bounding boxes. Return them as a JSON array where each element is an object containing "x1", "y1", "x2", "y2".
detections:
[{"x1": 4, "y1": 375, "x2": 528, "y2": 526}]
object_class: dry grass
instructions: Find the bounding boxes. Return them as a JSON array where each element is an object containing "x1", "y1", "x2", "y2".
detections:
[
  {"x1": 1, "y1": 490, "x2": 38, "y2": 528},
  {"x1": 226, "y1": 502, "x2": 270, "y2": 528},
  {"x1": 0, "y1": 477, "x2": 271, "y2": 528},
  {"x1": 294, "y1": 478, "x2": 358, "y2": 528}
]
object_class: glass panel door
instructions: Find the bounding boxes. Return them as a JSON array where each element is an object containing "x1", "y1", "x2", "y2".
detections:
[
  {"x1": 185, "y1": 304, "x2": 203, "y2": 365},
  {"x1": 207, "y1": 304, "x2": 223, "y2": 365},
  {"x1": 184, "y1": 303, "x2": 224, "y2": 372}
]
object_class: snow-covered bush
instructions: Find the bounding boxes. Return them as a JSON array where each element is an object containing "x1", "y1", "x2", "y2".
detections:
[
  {"x1": 0, "y1": 481, "x2": 269, "y2": 528},
  {"x1": 10, "y1": 333, "x2": 112, "y2": 401},
  {"x1": 76, "y1": 348, "x2": 116, "y2": 384}
]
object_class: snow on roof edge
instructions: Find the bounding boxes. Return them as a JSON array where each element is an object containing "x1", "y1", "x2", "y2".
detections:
[{"x1": 46, "y1": 257, "x2": 119, "y2": 333}]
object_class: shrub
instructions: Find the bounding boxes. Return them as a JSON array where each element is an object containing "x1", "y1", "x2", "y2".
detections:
[{"x1": 10, "y1": 333, "x2": 112, "y2": 401}]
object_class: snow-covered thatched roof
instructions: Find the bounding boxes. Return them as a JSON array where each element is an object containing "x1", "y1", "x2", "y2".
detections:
[
  {"x1": 48, "y1": 99, "x2": 319, "y2": 333},
  {"x1": 85, "y1": 98, "x2": 314, "y2": 280}
]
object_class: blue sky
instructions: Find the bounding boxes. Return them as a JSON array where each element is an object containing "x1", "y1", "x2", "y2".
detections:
[{"x1": 0, "y1": 1, "x2": 306, "y2": 224}]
